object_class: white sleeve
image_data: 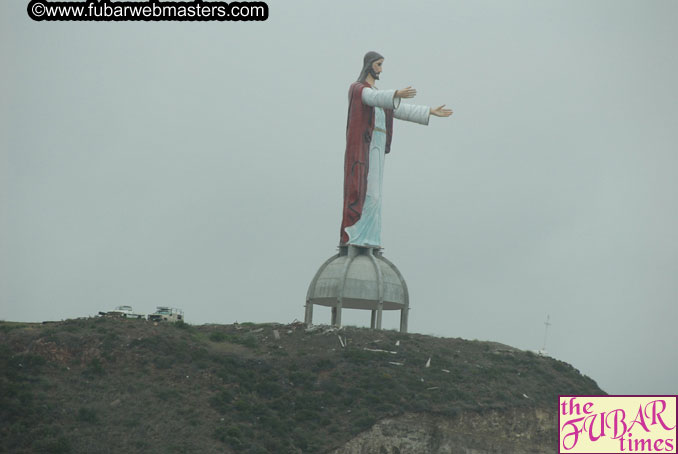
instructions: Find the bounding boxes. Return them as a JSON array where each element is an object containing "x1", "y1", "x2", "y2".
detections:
[
  {"x1": 394, "y1": 103, "x2": 430, "y2": 125},
  {"x1": 361, "y1": 87, "x2": 400, "y2": 110}
]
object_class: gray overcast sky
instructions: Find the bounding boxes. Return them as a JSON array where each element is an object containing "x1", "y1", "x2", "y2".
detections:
[{"x1": 1, "y1": 0, "x2": 676, "y2": 395}]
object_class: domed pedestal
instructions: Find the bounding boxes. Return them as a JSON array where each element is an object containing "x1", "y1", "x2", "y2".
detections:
[{"x1": 305, "y1": 245, "x2": 409, "y2": 332}]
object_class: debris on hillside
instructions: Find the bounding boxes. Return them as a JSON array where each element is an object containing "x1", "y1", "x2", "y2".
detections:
[{"x1": 363, "y1": 347, "x2": 397, "y2": 354}]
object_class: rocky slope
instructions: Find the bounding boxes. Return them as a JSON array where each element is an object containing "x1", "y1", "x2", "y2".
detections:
[
  {"x1": 0, "y1": 318, "x2": 603, "y2": 453},
  {"x1": 330, "y1": 409, "x2": 555, "y2": 454}
]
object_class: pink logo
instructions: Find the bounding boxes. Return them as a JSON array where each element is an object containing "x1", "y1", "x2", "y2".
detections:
[{"x1": 559, "y1": 396, "x2": 677, "y2": 453}]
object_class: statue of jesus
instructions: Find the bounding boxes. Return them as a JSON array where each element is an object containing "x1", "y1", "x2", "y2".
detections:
[{"x1": 340, "y1": 51, "x2": 453, "y2": 248}]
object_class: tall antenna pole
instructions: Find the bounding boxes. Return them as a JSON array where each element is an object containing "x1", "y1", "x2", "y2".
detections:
[{"x1": 541, "y1": 314, "x2": 551, "y2": 353}]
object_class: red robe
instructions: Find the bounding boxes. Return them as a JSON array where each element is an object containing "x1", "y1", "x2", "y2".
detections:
[{"x1": 340, "y1": 82, "x2": 395, "y2": 245}]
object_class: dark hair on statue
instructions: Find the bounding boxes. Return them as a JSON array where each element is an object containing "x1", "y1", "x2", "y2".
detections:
[{"x1": 357, "y1": 51, "x2": 384, "y2": 82}]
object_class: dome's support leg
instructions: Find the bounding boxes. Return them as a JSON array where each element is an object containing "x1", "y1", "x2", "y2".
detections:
[
  {"x1": 370, "y1": 310, "x2": 377, "y2": 329},
  {"x1": 400, "y1": 307, "x2": 408, "y2": 333},
  {"x1": 304, "y1": 299, "x2": 313, "y2": 327},
  {"x1": 331, "y1": 305, "x2": 342, "y2": 327}
]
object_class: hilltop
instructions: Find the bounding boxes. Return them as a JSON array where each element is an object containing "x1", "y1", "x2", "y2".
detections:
[{"x1": 0, "y1": 318, "x2": 603, "y2": 453}]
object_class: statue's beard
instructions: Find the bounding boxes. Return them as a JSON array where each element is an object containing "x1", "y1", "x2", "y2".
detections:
[{"x1": 369, "y1": 68, "x2": 380, "y2": 80}]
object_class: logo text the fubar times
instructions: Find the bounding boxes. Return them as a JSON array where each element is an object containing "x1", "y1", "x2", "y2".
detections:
[{"x1": 559, "y1": 396, "x2": 677, "y2": 453}]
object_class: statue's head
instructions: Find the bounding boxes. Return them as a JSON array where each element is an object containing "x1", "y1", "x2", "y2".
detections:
[{"x1": 358, "y1": 51, "x2": 384, "y2": 82}]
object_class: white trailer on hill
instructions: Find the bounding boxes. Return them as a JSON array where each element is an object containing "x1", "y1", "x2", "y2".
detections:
[{"x1": 99, "y1": 305, "x2": 146, "y2": 319}]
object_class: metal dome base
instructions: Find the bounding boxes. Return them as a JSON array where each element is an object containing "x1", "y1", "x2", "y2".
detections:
[{"x1": 305, "y1": 245, "x2": 409, "y2": 332}]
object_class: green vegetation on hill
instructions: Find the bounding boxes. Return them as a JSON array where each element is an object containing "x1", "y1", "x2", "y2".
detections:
[{"x1": 0, "y1": 318, "x2": 603, "y2": 453}]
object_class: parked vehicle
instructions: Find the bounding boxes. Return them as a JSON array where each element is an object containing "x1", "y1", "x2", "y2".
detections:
[
  {"x1": 98, "y1": 305, "x2": 146, "y2": 319},
  {"x1": 148, "y1": 307, "x2": 184, "y2": 323}
]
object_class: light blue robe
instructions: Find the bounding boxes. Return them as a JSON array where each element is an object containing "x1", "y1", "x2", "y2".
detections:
[{"x1": 344, "y1": 87, "x2": 431, "y2": 247}]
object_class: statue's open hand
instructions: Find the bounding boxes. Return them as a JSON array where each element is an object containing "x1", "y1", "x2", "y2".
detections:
[
  {"x1": 395, "y1": 86, "x2": 417, "y2": 99},
  {"x1": 431, "y1": 105, "x2": 453, "y2": 117}
]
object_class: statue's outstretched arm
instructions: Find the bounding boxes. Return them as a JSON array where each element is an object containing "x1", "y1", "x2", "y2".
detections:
[
  {"x1": 394, "y1": 103, "x2": 431, "y2": 125},
  {"x1": 361, "y1": 87, "x2": 400, "y2": 110}
]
